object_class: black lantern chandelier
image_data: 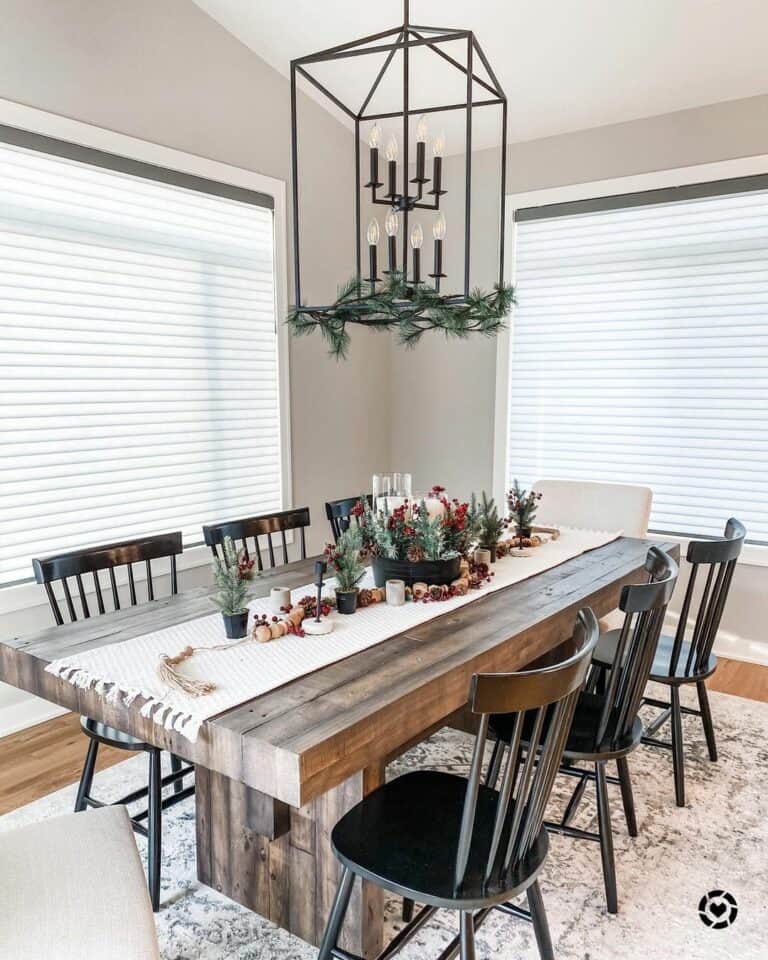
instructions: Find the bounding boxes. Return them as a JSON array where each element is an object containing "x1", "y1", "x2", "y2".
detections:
[{"x1": 287, "y1": 1, "x2": 514, "y2": 358}]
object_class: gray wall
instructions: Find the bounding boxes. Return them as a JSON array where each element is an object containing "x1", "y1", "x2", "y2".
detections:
[{"x1": 0, "y1": 0, "x2": 391, "y2": 724}]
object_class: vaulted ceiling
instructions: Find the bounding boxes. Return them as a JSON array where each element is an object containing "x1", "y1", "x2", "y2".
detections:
[{"x1": 193, "y1": 0, "x2": 768, "y2": 152}]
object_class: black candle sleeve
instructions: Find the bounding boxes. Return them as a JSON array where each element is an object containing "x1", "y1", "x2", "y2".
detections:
[
  {"x1": 428, "y1": 156, "x2": 445, "y2": 196},
  {"x1": 434, "y1": 238, "x2": 443, "y2": 276},
  {"x1": 365, "y1": 147, "x2": 381, "y2": 188},
  {"x1": 368, "y1": 244, "x2": 378, "y2": 284},
  {"x1": 388, "y1": 235, "x2": 397, "y2": 273},
  {"x1": 412, "y1": 141, "x2": 426, "y2": 183},
  {"x1": 412, "y1": 248, "x2": 421, "y2": 284},
  {"x1": 387, "y1": 160, "x2": 397, "y2": 198}
]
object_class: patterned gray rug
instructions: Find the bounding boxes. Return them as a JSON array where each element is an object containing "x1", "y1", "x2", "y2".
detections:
[{"x1": 1, "y1": 685, "x2": 765, "y2": 959}]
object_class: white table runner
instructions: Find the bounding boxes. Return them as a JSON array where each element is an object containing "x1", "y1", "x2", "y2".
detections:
[{"x1": 46, "y1": 527, "x2": 619, "y2": 742}]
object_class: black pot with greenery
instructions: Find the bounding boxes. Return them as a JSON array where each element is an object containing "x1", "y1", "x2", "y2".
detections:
[
  {"x1": 507, "y1": 480, "x2": 542, "y2": 543},
  {"x1": 372, "y1": 555, "x2": 461, "y2": 588},
  {"x1": 222, "y1": 611, "x2": 249, "y2": 639},
  {"x1": 326, "y1": 526, "x2": 365, "y2": 616},
  {"x1": 477, "y1": 491, "x2": 505, "y2": 563},
  {"x1": 211, "y1": 536, "x2": 253, "y2": 640},
  {"x1": 335, "y1": 588, "x2": 359, "y2": 615}
]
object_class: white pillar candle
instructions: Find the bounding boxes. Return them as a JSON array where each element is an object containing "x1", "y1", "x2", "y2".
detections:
[
  {"x1": 422, "y1": 497, "x2": 446, "y2": 520},
  {"x1": 270, "y1": 587, "x2": 292, "y2": 612},
  {"x1": 473, "y1": 548, "x2": 491, "y2": 567},
  {"x1": 386, "y1": 579, "x2": 406, "y2": 606},
  {"x1": 384, "y1": 496, "x2": 407, "y2": 515}
]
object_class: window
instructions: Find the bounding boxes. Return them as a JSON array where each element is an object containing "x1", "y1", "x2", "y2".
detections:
[
  {"x1": 506, "y1": 176, "x2": 768, "y2": 542},
  {"x1": 0, "y1": 127, "x2": 283, "y2": 586}
]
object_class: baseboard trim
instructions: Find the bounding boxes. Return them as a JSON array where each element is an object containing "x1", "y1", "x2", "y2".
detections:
[{"x1": 0, "y1": 697, "x2": 69, "y2": 740}]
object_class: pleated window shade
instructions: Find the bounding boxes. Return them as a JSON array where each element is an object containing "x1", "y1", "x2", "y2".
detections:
[
  {"x1": 0, "y1": 138, "x2": 282, "y2": 586},
  {"x1": 508, "y1": 186, "x2": 768, "y2": 542}
]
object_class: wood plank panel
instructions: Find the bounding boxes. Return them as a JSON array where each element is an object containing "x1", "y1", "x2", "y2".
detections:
[{"x1": 196, "y1": 763, "x2": 384, "y2": 957}]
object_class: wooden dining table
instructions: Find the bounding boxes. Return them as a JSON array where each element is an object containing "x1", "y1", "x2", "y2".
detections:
[{"x1": 0, "y1": 535, "x2": 677, "y2": 957}]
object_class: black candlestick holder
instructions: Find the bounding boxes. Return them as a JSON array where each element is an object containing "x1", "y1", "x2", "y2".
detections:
[
  {"x1": 364, "y1": 147, "x2": 383, "y2": 189},
  {"x1": 427, "y1": 156, "x2": 447, "y2": 197}
]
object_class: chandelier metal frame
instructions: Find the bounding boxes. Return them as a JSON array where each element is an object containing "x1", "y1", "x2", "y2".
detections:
[{"x1": 289, "y1": 0, "x2": 508, "y2": 312}]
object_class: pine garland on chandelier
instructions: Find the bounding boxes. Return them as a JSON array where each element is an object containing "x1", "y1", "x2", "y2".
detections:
[{"x1": 287, "y1": 271, "x2": 516, "y2": 360}]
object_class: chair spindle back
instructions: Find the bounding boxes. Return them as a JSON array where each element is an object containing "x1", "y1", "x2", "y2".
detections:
[
  {"x1": 455, "y1": 608, "x2": 599, "y2": 896},
  {"x1": 202, "y1": 507, "x2": 310, "y2": 571},
  {"x1": 669, "y1": 518, "x2": 745, "y2": 677},
  {"x1": 325, "y1": 495, "x2": 371, "y2": 543},
  {"x1": 32, "y1": 532, "x2": 183, "y2": 625},
  {"x1": 598, "y1": 546, "x2": 678, "y2": 748}
]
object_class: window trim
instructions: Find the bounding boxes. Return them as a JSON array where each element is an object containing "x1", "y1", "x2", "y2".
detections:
[
  {"x1": 493, "y1": 151, "x2": 768, "y2": 567},
  {"x1": 0, "y1": 97, "x2": 292, "y2": 609}
]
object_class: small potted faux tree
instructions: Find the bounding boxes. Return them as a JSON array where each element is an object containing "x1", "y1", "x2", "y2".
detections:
[
  {"x1": 211, "y1": 536, "x2": 254, "y2": 638},
  {"x1": 325, "y1": 525, "x2": 365, "y2": 614},
  {"x1": 477, "y1": 491, "x2": 506, "y2": 562},
  {"x1": 507, "y1": 479, "x2": 543, "y2": 539}
]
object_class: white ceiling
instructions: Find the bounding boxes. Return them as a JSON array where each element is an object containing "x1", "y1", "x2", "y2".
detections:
[{"x1": 193, "y1": 0, "x2": 768, "y2": 152}]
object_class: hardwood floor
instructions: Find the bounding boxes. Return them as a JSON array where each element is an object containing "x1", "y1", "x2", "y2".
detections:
[
  {"x1": 0, "y1": 656, "x2": 766, "y2": 817},
  {"x1": 0, "y1": 712, "x2": 126, "y2": 816}
]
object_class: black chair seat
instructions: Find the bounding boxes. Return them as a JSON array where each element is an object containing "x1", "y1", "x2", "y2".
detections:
[
  {"x1": 331, "y1": 770, "x2": 549, "y2": 909},
  {"x1": 490, "y1": 691, "x2": 643, "y2": 762},
  {"x1": 593, "y1": 630, "x2": 718, "y2": 683},
  {"x1": 81, "y1": 717, "x2": 147, "y2": 751}
]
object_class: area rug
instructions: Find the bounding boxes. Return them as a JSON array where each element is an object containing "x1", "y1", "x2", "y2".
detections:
[{"x1": 1, "y1": 685, "x2": 765, "y2": 959}]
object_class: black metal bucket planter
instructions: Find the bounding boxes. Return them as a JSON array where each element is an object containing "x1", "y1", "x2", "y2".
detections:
[
  {"x1": 371, "y1": 555, "x2": 461, "y2": 589},
  {"x1": 336, "y1": 588, "x2": 359, "y2": 615},
  {"x1": 222, "y1": 611, "x2": 249, "y2": 639}
]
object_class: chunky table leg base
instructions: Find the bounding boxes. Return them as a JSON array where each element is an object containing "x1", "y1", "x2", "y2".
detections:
[{"x1": 196, "y1": 765, "x2": 384, "y2": 958}]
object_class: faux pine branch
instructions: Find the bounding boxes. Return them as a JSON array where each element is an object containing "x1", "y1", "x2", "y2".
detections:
[{"x1": 287, "y1": 272, "x2": 515, "y2": 359}]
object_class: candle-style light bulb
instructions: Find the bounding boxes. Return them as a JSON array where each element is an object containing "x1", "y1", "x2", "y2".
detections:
[
  {"x1": 385, "y1": 211, "x2": 399, "y2": 237},
  {"x1": 385, "y1": 135, "x2": 398, "y2": 162},
  {"x1": 416, "y1": 115, "x2": 428, "y2": 143},
  {"x1": 433, "y1": 212, "x2": 446, "y2": 240},
  {"x1": 433, "y1": 134, "x2": 445, "y2": 158},
  {"x1": 368, "y1": 123, "x2": 381, "y2": 149},
  {"x1": 367, "y1": 218, "x2": 380, "y2": 246}
]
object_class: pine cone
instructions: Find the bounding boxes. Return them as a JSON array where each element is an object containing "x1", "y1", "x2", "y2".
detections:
[
  {"x1": 407, "y1": 544, "x2": 425, "y2": 562},
  {"x1": 357, "y1": 588, "x2": 373, "y2": 607}
]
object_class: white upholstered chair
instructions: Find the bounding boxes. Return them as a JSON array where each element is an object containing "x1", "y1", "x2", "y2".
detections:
[
  {"x1": 0, "y1": 806, "x2": 160, "y2": 960},
  {"x1": 533, "y1": 479, "x2": 653, "y2": 631},
  {"x1": 532, "y1": 478, "x2": 653, "y2": 538}
]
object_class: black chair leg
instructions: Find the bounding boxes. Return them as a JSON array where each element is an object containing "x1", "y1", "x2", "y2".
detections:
[
  {"x1": 562, "y1": 772, "x2": 588, "y2": 826},
  {"x1": 696, "y1": 681, "x2": 718, "y2": 762},
  {"x1": 527, "y1": 880, "x2": 554, "y2": 960},
  {"x1": 670, "y1": 687, "x2": 686, "y2": 807},
  {"x1": 459, "y1": 912, "x2": 476, "y2": 960},
  {"x1": 74, "y1": 738, "x2": 99, "y2": 813},
  {"x1": 595, "y1": 761, "x2": 618, "y2": 914},
  {"x1": 170, "y1": 753, "x2": 183, "y2": 795},
  {"x1": 147, "y1": 748, "x2": 163, "y2": 912},
  {"x1": 402, "y1": 898, "x2": 414, "y2": 922},
  {"x1": 318, "y1": 867, "x2": 355, "y2": 960},
  {"x1": 616, "y1": 757, "x2": 638, "y2": 837}
]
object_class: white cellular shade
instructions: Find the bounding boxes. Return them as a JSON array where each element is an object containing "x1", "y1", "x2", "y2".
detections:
[
  {"x1": 508, "y1": 188, "x2": 768, "y2": 542},
  {"x1": 0, "y1": 141, "x2": 282, "y2": 585}
]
